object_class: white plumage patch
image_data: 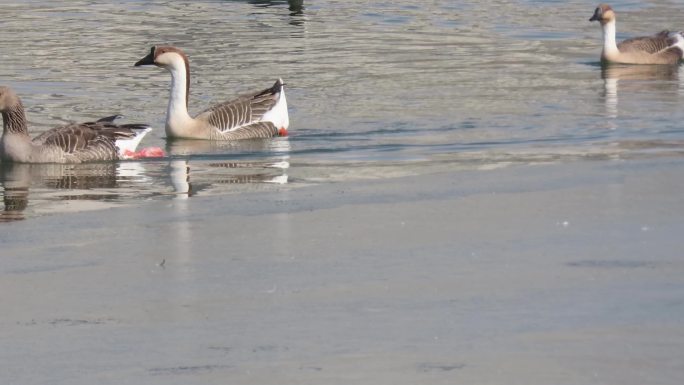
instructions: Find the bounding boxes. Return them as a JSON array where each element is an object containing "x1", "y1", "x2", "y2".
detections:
[
  {"x1": 261, "y1": 79, "x2": 289, "y2": 130},
  {"x1": 670, "y1": 31, "x2": 684, "y2": 58},
  {"x1": 116, "y1": 127, "x2": 152, "y2": 158}
]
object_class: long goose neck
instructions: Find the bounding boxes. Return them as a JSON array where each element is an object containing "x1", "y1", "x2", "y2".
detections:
[
  {"x1": 602, "y1": 19, "x2": 619, "y2": 54},
  {"x1": 165, "y1": 54, "x2": 192, "y2": 128},
  {"x1": 1, "y1": 99, "x2": 29, "y2": 137}
]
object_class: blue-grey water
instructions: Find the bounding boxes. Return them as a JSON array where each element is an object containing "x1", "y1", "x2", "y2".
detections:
[
  {"x1": 2, "y1": 2, "x2": 684, "y2": 384},
  {"x1": 1, "y1": 0, "x2": 683, "y2": 220}
]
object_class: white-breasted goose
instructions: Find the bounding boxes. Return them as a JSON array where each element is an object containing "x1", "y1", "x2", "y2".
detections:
[
  {"x1": 0, "y1": 86, "x2": 162, "y2": 163},
  {"x1": 590, "y1": 4, "x2": 684, "y2": 65},
  {"x1": 134, "y1": 46, "x2": 289, "y2": 140}
]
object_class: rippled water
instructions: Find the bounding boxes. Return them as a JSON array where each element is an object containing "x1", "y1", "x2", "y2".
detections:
[{"x1": 1, "y1": 0, "x2": 683, "y2": 220}]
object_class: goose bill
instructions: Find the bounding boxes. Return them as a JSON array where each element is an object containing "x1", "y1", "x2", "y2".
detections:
[
  {"x1": 589, "y1": 9, "x2": 601, "y2": 22},
  {"x1": 134, "y1": 49, "x2": 155, "y2": 66}
]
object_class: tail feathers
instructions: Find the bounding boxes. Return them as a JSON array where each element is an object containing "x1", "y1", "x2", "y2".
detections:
[
  {"x1": 254, "y1": 78, "x2": 285, "y2": 98},
  {"x1": 270, "y1": 78, "x2": 284, "y2": 92},
  {"x1": 118, "y1": 123, "x2": 152, "y2": 132},
  {"x1": 116, "y1": 127, "x2": 152, "y2": 156},
  {"x1": 260, "y1": 79, "x2": 289, "y2": 131},
  {"x1": 96, "y1": 114, "x2": 123, "y2": 123},
  {"x1": 670, "y1": 32, "x2": 684, "y2": 58}
]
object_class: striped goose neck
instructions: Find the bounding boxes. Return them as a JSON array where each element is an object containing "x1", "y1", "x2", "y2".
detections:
[{"x1": 1, "y1": 100, "x2": 29, "y2": 137}]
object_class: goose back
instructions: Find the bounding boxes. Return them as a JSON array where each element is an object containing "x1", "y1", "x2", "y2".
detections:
[
  {"x1": 32, "y1": 122, "x2": 149, "y2": 162},
  {"x1": 618, "y1": 33, "x2": 684, "y2": 64},
  {"x1": 195, "y1": 80, "x2": 282, "y2": 134},
  {"x1": 618, "y1": 31, "x2": 673, "y2": 53}
]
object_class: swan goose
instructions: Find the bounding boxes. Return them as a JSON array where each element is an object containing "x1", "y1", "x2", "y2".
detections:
[
  {"x1": 134, "y1": 46, "x2": 289, "y2": 140},
  {"x1": 0, "y1": 86, "x2": 161, "y2": 163},
  {"x1": 590, "y1": 4, "x2": 684, "y2": 65}
]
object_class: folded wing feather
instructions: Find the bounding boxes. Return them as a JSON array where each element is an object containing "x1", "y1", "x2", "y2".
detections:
[{"x1": 195, "y1": 82, "x2": 280, "y2": 134}]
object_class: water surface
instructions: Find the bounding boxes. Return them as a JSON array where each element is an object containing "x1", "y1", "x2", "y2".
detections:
[{"x1": 1, "y1": 0, "x2": 683, "y2": 219}]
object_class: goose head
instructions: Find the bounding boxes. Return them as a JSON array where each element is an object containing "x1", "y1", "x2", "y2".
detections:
[
  {"x1": 135, "y1": 46, "x2": 189, "y2": 71},
  {"x1": 589, "y1": 4, "x2": 616, "y2": 25},
  {"x1": 135, "y1": 46, "x2": 191, "y2": 110}
]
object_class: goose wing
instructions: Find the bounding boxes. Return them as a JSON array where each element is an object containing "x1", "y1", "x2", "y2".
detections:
[
  {"x1": 32, "y1": 121, "x2": 147, "y2": 161},
  {"x1": 219, "y1": 121, "x2": 279, "y2": 140},
  {"x1": 618, "y1": 30, "x2": 675, "y2": 54},
  {"x1": 194, "y1": 80, "x2": 282, "y2": 134}
]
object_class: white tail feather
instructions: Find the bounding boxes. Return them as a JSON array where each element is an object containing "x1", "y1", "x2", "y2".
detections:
[
  {"x1": 116, "y1": 127, "x2": 152, "y2": 156},
  {"x1": 266, "y1": 161, "x2": 290, "y2": 169},
  {"x1": 265, "y1": 174, "x2": 289, "y2": 184},
  {"x1": 669, "y1": 31, "x2": 684, "y2": 58},
  {"x1": 261, "y1": 79, "x2": 289, "y2": 130}
]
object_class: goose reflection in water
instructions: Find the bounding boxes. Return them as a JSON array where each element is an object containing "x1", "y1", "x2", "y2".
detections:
[
  {"x1": 0, "y1": 162, "x2": 145, "y2": 222},
  {"x1": 167, "y1": 137, "x2": 291, "y2": 198},
  {"x1": 169, "y1": 159, "x2": 288, "y2": 198},
  {"x1": 165, "y1": 135, "x2": 290, "y2": 157},
  {"x1": 241, "y1": 0, "x2": 305, "y2": 27},
  {"x1": 601, "y1": 64, "x2": 681, "y2": 120},
  {"x1": 0, "y1": 136, "x2": 292, "y2": 219},
  {"x1": 1, "y1": 166, "x2": 28, "y2": 222},
  {"x1": 246, "y1": 0, "x2": 304, "y2": 14}
]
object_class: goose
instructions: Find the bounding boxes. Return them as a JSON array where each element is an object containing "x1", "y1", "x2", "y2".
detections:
[
  {"x1": 0, "y1": 86, "x2": 163, "y2": 163},
  {"x1": 134, "y1": 46, "x2": 289, "y2": 140},
  {"x1": 589, "y1": 4, "x2": 684, "y2": 65}
]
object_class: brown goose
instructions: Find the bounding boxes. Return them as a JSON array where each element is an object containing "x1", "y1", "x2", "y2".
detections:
[
  {"x1": 134, "y1": 46, "x2": 289, "y2": 140},
  {"x1": 589, "y1": 4, "x2": 684, "y2": 65},
  {"x1": 0, "y1": 86, "x2": 161, "y2": 163}
]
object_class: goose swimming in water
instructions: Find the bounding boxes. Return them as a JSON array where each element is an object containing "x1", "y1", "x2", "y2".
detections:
[
  {"x1": 0, "y1": 86, "x2": 162, "y2": 163},
  {"x1": 589, "y1": 4, "x2": 684, "y2": 65},
  {"x1": 134, "y1": 46, "x2": 289, "y2": 140}
]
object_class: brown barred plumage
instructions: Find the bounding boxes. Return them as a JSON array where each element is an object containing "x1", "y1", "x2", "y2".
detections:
[
  {"x1": 197, "y1": 80, "x2": 281, "y2": 135},
  {"x1": 618, "y1": 31, "x2": 673, "y2": 54},
  {"x1": 211, "y1": 121, "x2": 279, "y2": 140},
  {"x1": 0, "y1": 86, "x2": 150, "y2": 164}
]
